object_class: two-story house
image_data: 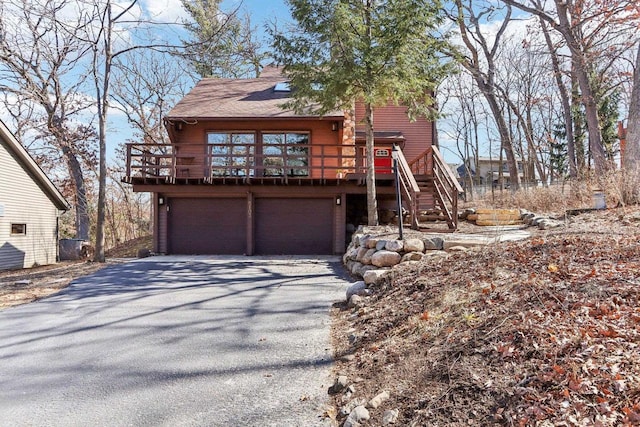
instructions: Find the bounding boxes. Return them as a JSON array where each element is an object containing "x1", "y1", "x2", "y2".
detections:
[{"x1": 123, "y1": 67, "x2": 459, "y2": 255}]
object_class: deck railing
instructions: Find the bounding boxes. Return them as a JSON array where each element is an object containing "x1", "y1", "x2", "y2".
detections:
[{"x1": 124, "y1": 142, "x2": 406, "y2": 183}]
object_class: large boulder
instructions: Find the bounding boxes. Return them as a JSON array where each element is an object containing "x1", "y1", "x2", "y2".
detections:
[
  {"x1": 366, "y1": 238, "x2": 379, "y2": 249},
  {"x1": 363, "y1": 269, "x2": 391, "y2": 285},
  {"x1": 346, "y1": 281, "x2": 367, "y2": 300},
  {"x1": 384, "y1": 240, "x2": 404, "y2": 252},
  {"x1": 371, "y1": 250, "x2": 402, "y2": 267},
  {"x1": 423, "y1": 236, "x2": 444, "y2": 251},
  {"x1": 350, "y1": 262, "x2": 364, "y2": 275},
  {"x1": 356, "y1": 264, "x2": 378, "y2": 277},
  {"x1": 403, "y1": 238, "x2": 425, "y2": 253},
  {"x1": 355, "y1": 246, "x2": 370, "y2": 263},
  {"x1": 343, "y1": 247, "x2": 359, "y2": 262},
  {"x1": 401, "y1": 251, "x2": 424, "y2": 262},
  {"x1": 361, "y1": 248, "x2": 377, "y2": 265}
]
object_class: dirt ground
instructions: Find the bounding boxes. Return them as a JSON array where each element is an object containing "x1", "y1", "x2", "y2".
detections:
[
  {"x1": 0, "y1": 261, "x2": 110, "y2": 309},
  {"x1": 0, "y1": 235, "x2": 152, "y2": 309},
  {"x1": 330, "y1": 207, "x2": 640, "y2": 426}
]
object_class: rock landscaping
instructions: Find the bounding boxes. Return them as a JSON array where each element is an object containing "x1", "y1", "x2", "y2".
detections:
[{"x1": 344, "y1": 208, "x2": 564, "y2": 282}]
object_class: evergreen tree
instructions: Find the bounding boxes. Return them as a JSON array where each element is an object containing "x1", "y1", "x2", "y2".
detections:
[
  {"x1": 271, "y1": 0, "x2": 451, "y2": 225},
  {"x1": 181, "y1": 0, "x2": 264, "y2": 78}
]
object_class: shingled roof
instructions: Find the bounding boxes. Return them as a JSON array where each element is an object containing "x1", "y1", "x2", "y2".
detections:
[
  {"x1": 0, "y1": 119, "x2": 69, "y2": 211},
  {"x1": 166, "y1": 66, "x2": 343, "y2": 120}
]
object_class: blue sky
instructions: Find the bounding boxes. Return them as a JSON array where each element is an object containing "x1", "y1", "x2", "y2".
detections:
[{"x1": 224, "y1": 0, "x2": 290, "y2": 26}]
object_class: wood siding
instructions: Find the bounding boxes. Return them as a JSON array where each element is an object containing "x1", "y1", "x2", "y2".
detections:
[
  {"x1": 0, "y1": 139, "x2": 60, "y2": 270},
  {"x1": 157, "y1": 197, "x2": 168, "y2": 254},
  {"x1": 354, "y1": 102, "x2": 433, "y2": 165}
]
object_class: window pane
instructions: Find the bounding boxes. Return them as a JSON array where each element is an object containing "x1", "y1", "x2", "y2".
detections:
[
  {"x1": 263, "y1": 145, "x2": 283, "y2": 156},
  {"x1": 207, "y1": 132, "x2": 255, "y2": 176},
  {"x1": 287, "y1": 133, "x2": 308, "y2": 144},
  {"x1": 263, "y1": 134, "x2": 284, "y2": 145},
  {"x1": 207, "y1": 133, "x2": 229, "y2": 144},
  {"x1": 11, "y1": 223, "x2": 26, "y2": 235},
  {"x1": 232, "y1": 133, "x2": 255, "y2": 144},
  {"x1": 261, "y1": 132, "x2": 309, "y2": 177}
]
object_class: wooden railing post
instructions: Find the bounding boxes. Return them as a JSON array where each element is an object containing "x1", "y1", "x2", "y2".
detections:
[{"x1": 126, "y1": 144, "x2": 132, "y2": 177}]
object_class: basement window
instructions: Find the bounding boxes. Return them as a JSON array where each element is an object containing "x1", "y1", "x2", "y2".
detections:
[{"x1": 11, "y1": 223, "x2": 26, "y2": 235}]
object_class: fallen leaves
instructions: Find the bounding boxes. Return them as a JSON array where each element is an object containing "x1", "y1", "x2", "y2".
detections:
[{"x1": 332, "y1": 211, "x2": 640, "y2": 426}]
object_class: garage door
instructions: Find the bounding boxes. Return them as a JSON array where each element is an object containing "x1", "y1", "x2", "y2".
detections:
[
  {"x1": 255, "y1": 198, "x2": 333, "y2": 255},
  {"x1": 168, "y1": 198, "x2": 246, "y2": 254}
]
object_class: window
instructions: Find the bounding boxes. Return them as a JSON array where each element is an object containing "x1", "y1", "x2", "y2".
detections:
[
  {"x1": 273, "y1": 82, "x2": 291, "y2": 92},
  {"x1": 207, "y1": 132, "x2": 255, "y2": 176},
  {"x1": 11, "y1": 223, "x2": 26, "y2": 235},
  {"x1": 262, "y1": 132, "x2": 309, "y2": 177}
]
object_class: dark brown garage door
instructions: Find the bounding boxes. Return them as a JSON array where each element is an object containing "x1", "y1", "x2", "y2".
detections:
[
  {"x1": 255, "y1": 198, "x2": 333, "y2": 255},
  {"x1": 168, "y1": 198, "x2": 246, "y2": 254}
]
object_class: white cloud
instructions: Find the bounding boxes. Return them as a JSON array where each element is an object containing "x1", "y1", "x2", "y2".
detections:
[{"x1": 141, "y1": 0, "x2": 188, "y2": 23}]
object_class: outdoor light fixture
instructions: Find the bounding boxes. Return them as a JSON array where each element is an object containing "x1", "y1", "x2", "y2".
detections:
[
  {"x1": 332, "y1": 122, "x2": 339, "y2": 131},
  {"x1": 158, "y1": 196, "x2": 165, "y2": 205},
  {"x1": 336, "y1": 196, "x2": 341, "y2": 205}
]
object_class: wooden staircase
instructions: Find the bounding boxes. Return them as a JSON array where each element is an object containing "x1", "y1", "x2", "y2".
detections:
[{"x1": 395, "y1": 146, "x2": 463, "y2": 231}]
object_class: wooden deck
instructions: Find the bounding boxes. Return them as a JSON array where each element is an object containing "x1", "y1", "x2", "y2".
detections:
[{"x1": 123, "y1": 142, "x2": 461, "y2": 230}]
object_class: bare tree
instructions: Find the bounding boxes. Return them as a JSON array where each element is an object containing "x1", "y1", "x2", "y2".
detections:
[
  {"x1": 449, "y1": 0, "x2": 521, "y2": 190},
  {"x1": 538, "y1": 18, "x2": 577, "y2": 177},
  {"x1": 75, "y1": 0, "x2": 197, "y2": 262},
  {"x1": 499, "y1": 0, "x2": 637, "y2": 174},
  {"x1": 0, "y1": 0, "x2": 94, "y2": 240},
  {"x1": 112, "y1": 49, "x2": 190, "y2": 145},
  {"x1": 624, "y1": 43, "x2": 640, "y2": 201}
]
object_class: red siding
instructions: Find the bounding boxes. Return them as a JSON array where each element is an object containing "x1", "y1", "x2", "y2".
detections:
[{"x1": 354, "y1": 102, "x2": 433, "y2": 163}]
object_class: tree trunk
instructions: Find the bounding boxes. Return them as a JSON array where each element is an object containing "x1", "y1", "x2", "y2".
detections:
[
  {"x1": 623, "y1": 43, "x2": 640, "y2": 202},
  {"x1": 540, "y1": 18, "x2": 576, "y2": 178},
  {"x1": 93, "y1": 3, "x2": 113, "y2": 263},
  {"x1": 554, "y1": 0, "x2": 607, "y2": 174},
  {"x1": 364, "y1": 102, "x2": 379, "y2": 226},
  {"x1": 482, "y1": 86, "x2": 520, "y2": 190},
  {"x1": 572, "y1": 66, "x2": 586, "y2": 174},
  {"x1": 60, "y1": 145, "x2": 90, "y2": 240},
  {"x1": 94, "y1": 104, "x2": 107, "y2": 262}
]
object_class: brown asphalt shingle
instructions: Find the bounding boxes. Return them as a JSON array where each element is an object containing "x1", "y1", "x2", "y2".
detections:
[{"x1": 167, "y1": 67, "x2": 343, "y2": 120}]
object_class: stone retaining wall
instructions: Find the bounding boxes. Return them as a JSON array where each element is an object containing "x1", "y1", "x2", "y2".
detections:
[{"x1": 343, "y1": 228, "x2": 451, "y2": 279}]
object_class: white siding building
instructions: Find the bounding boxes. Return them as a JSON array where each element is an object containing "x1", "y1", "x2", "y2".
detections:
[{"x1": 0, "y1": 120, "x2": 69, "y2": 270}]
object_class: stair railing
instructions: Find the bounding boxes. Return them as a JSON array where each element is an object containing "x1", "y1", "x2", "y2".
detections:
[
  {"x1": 393, "y1": 146, "x2": 421, "y2": 229},
  {"x1": 431, "y1": 146, "x2": 463, "y2": 229}
]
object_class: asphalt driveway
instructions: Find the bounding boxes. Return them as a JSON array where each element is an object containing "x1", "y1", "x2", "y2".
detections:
[{"x1": 0, "y1": 256, "x2": 349, "y2": 426}]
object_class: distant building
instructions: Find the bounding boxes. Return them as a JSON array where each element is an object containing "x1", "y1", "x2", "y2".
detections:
[{"x1": 457, "y1": 157, "x2": 536, "y2": 189}]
